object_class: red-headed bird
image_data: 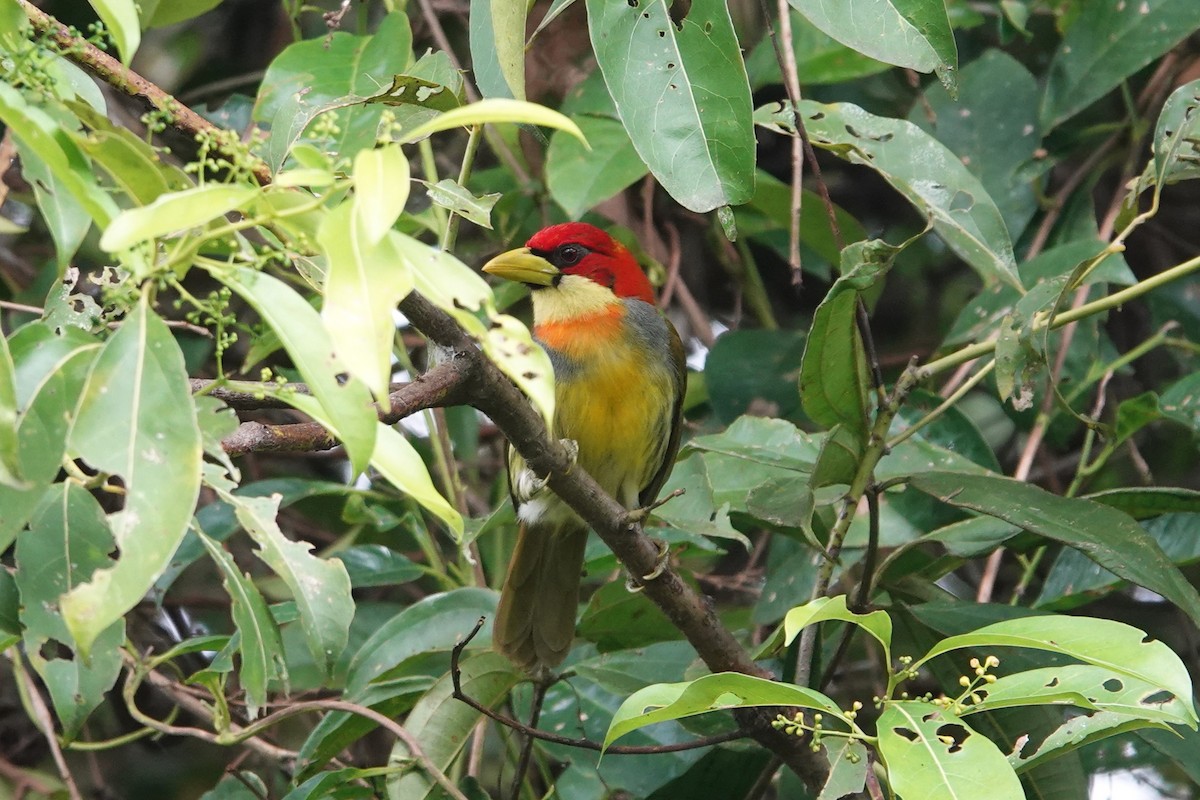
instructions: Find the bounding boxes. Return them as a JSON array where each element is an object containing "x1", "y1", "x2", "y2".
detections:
[{"x1": 482, "y1": 222, "x2": 686, "y2": 675}]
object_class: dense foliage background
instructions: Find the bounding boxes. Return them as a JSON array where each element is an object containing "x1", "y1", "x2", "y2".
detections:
[{"x1": 2, "y1": 0, "x2": 1200, "y2": 798}]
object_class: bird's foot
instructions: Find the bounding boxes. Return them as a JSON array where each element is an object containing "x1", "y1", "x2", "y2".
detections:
[
  {"x1": 558, "y1": 438, "x2": 579, "y2": 472},
  {"x1": 624, "y1": 539, "x2": 671, "y2": 592},
  {"x1": 513, "y1": 439, "x2": 580, "y2": 502}
]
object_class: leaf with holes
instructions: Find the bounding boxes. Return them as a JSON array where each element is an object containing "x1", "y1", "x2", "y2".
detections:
[
  {"x1": 878, "y1": 701, "x2": 1023, "y2": 800},
  {"x1": 587, "y1": 0, "x2": 755, "y2": 212},
  {"x1": 798, "y1": 100, "x2": 1020, "y2": 288}
]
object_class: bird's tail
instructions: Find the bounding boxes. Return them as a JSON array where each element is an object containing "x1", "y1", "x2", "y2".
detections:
[{"x1": 494, "y1": 522, "x2": 589, "y2": 674}]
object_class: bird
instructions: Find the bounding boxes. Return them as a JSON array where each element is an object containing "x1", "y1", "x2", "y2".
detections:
[{"x1": 481, "y1": 222, "x2": 686, "y2": 675}]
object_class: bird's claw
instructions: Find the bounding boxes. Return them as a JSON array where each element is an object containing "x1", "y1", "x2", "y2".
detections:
[
  {"x1": 559, "y1": 438, "x2": 579, "y2": 472},
  {"x1": 625, "y1": 540, "x2": 671, "y2": 593},
  {"x1": 641, "y1": 539, "x2": 671, "y2": 581}
]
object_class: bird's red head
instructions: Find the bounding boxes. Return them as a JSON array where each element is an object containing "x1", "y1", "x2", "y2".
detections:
[{"x1": 526, "y1": 223, "x2": 655, "y2": 304}]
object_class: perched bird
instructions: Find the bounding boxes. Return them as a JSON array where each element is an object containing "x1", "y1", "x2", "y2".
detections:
[{"x1": 482, "y1": 222, "x2": 686, "y2": 675}]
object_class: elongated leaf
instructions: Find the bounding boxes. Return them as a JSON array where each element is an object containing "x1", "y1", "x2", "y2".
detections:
[
  {"x1": 877, "y1": 701, "x2": 1023, "y2": 800},
  {"x1": 1038, "y1": 512, "x2": 1200, "y2": 608},
  {"x1": 387, "y1": 652, "x2": 519, "y2": 800},
  {"x1": 1040, "y1": 0, "x2": 1200, "y2": 129},
  {"x1": 220, "y1": 267, "x2": 377, "y2": 474},
  {"x1": 423, "y1": 178, "x2": 500, "y2": 228},
  {"x1": 798, "y1": 100, "x2": 1020, "y2": 288},
  {"x1": 605, "y1": 672, "x2": 844, "y2": 748},
  {"x1": 0, "y1": 84, "x2": 118, "y2": 226},
  {"x1": 319, "y1": 205, "x2": 414, "y2": 397},
  {"x1": 62, "y1": 303, "x2": 203, "y2": 656},
  {"x1": 369, "y1": 422, "x2": 462, "y2": 536},
  {"x1": 346, "y1": 587, "x2": 497, "y2": 694},
  {"x1": 909, "y1": 50, "x2": 1042, "y2": 242},
  {"x1": 20, "y1": 147, "x2": 92, "y2": 272},
  {"x1": 224, "y1": 492, "x2": 352, "y2": 678},
  {"x1": 100, "y1": 185, "x2": 258, "y2": 251},
  {"x1": 916, "y1": 615, "x2": 1196, "y2": 722},
  {"x1": 469, "y1": 0, "x2": 525, "y2": 99},
  {"x1": 800, "y1": 244, "x2": 894, "y2": 443},
  {"x1": 198, "y1": 532, "x2": 287, "y2": 717},
  {"x1": 400, "y1": 98, "x2": 586, "y2": 144},
  {"x1": 88, "y1": 0, "x2": 140, "y2": 64},
  {"x1": 0, "y1": 333, "x2": 19, "y2": 488},
  {"x1": 909, "y1": 471, "x2": 1200, "y2": 627},
  {"x1": 791, "y1": 0, "x2": 955, "y2": 89},
  {"x1": 587, "y1": 0, "x2": 755, "y2": 212},
  {"x1": 1149, "y1": 78, "x2": 1200, "y2": 190},
  {"x1": 783, "y1": 595, "x2": 892, "y2": 664},
  {"x1": 964, "y1": 664, "x2": 1194, "y2": 726},
  {"x1": 1011, "y1": 709, "x2": 1168, "y2": 774},
  {"x1": 17, "y1": 483, "x2": 124, "y2": 738},
  {"x1": 353, "y1": 144, "x2": 409, "y2": 245}
]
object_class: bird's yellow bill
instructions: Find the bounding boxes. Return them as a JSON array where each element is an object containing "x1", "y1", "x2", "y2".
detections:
[{"x1": 482, "y1": 247, "x2": 559, "y2": 286}]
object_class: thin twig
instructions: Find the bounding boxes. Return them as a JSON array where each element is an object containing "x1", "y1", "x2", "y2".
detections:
[
  {"x1": 11, "y1": 652, "x2": 84, "y2": 800},
  {"x1": 449, "y1": 618, "x2": 748, "y2": 755},
  {"x1": 18, "y1": 1, "x2": 272, "y2": 186}
]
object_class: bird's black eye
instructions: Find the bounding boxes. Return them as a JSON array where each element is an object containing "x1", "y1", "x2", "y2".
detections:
[{"x1": 553, "y1": 243, "x2": 585, "y2": 268}]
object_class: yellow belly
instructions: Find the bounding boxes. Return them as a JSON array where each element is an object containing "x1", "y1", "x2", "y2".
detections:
[{"x1": 553, "y1": 349, "x2": 674, "y2": 507}]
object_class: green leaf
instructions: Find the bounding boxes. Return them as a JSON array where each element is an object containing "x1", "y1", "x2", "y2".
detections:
[
  {"x1": 146, "y1": 0, "x2": 222, "y2": 27},
  {"x1": 684, "y1": 415, "x2": 819, "y2": 472},
  {"x1": 479, "y1": 312, "x2": 557, "y2": 428},
  {"x1": 0, "y1": 84, "x2": 118, "y2": 227},
  {"x1": 578, "y1": 579, "x2": 683, "y2": 652},
  {"x1": 788, "y1": 0, "x2": 956, "y2": 90},
  {"x1": 0, "y1": 333, "x2": 19, "y2": 488},
  {"x1": 783, "y1": 595, "x2": 892, "y2": 665},
  {"x1": 198, "y1": 532, "x2": 287, "y2": 717},
  {"x1": 346, "y1": 588, "x2": 497, "y2": 694},
  {"x1": 1012, "y1": 710, "x2": 1169, "y2": 774},
  {"x1": 0, "y1": 330, "x2": 98, "y2": 551},
  {"x1": 798, "y1": 100, "x2": 1020, "y2": 288},
  {"x1": 254, "y1": 13, "x2": 413, "y2": 170},
  {"x1": 337, "y1": 545, "x2": 423, "y2": 588},
  {"x1": 1037, "y1": 512, "x2": 1200, "y2": 609},
  {"x1": 909, "y1": 50, "x2": 1042, "y2": 242},
  {"x1": 353, "y1": 144, "x2": 409, "y2": 245},
  {"x1": 368, "y1": 423, "x2": 463, "y2": 536},
  {"x1": 877, "y1": 702, "x2": 1023, "y2": 800},
  {"x1": 800, "y1": 245, "x2": 894, "y2": 444},
  {"x1": 469, "y1": 0, "x2": 525, "y2": 99},
  {"x1": 605, "y1": 672, "x2": 843, "y2": 748},
  {"x1": 100, "y1": 184, "x2": 258, "y2": 251},
  {"x1": 915, "y1": 615, "x2": 1196, "y2": 723},
  {"x1": 220, "y1": 266, "x2": 377, "y2": 475},
  {"x1": 88, "y1": 0, "x2": 140, "y2": 64},
  {"x1": 745, "y1": 10, "x2": 889, "y2": 89},
  {"x1": 547, "y1": 114, "x2": 648, "y2": 219},
  {"x1": 400, "y1": 98, "x2": 586, "y2": 144},
  {"x1": 422, "y1": 178, "x2": 501, "y2": 229},
  {"x1": 1086, "y1": 488, "x2": 1200, "y2": 519},
  {"x1": 654, "y1": 454, "x2": 750, "y2": 548},
  {"x1": 1161, "y1": 371, "x2": 1200, "y2": 431},
  {"x1": 1040, "y1": 0, "x2": 1200, "y2": 129},
  {"x1": 19, "y1": 144, "x2": 92, "y2": 272},
  {"x1": 222, "y1": 492, "x2": 353, "y2": 678},
  {"x1": 387, "y1": 652, "x2": 520, "y2": 800},
  {"x1": 703, "y1": 329, "x2": 808, "y2": 424},
  {"x1": 1149, "y1": 79, "x2": 1200, "y2": 190},
  {"x1": 818, "y1": 738, "x2": 868, "y2": 800},
  {"x1": 318, "y1": 206, "x2": 414, "y2": 397},
  {"x1": 17, "y1": 483, "x2": 124, "y2": 738},
  {"x1": 965, "y1": 664, "x2": 1195, "y2": 726},
  {"x1": 909, "y1": 471, "x2": 1200, "y2": 628},
  {"x1": 587, "y1": 0, "x2": 755, "y2": 212},
  {"x1": 61, "y1": 302, "x2": 203, "y2": 656}
]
